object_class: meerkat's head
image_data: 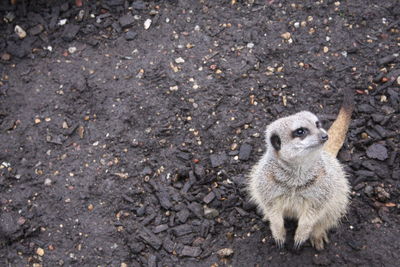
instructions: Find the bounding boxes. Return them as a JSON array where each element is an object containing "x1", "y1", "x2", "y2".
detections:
[{"x1": 265, "y1": 111, "x2": 328, "y2": 164}]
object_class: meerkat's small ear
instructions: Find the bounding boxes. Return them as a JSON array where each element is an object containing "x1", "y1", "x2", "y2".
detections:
[{"x1": 270, "y1": 134, "x2": 281, "y2": 151}]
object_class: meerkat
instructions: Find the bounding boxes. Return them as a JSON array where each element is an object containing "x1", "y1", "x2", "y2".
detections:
[{"x1": 247, "y1": 88, "x2": 354, "y2": 250}]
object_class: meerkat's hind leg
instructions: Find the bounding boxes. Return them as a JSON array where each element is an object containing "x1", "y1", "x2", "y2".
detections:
[
  {"x1": 310, "y1": 217, "x2": 336, "y2": 250},
  {"x1": 310, "y1": 226, "x2": 329, "y2": 251}
]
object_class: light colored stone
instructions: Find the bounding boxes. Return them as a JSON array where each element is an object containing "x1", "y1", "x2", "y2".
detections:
[
  {"x1": 170, "y1": 85, "x2": 179, "y2": 91},
  {"x1": 36, "y1": 247, "x2": 45, "y2": 256},
  {"x1": 175, "y1": 57, "x2": 185, "y2": 64},
  {"x1": 281, "y1": 32, "x2": 291, "y2": 40},
  {"x1": 68, "y1": 47, "x2": 77, "y2": 54},
  {"x1": 217, "y1": 248, "x2": 234, "y2": 257},
  {"x1": 14, "y1": 25, "x2": 26, "y2": 39},
  {"x1": 144, "y1": 19, "x2": 152, "y2": 30},
  {"x1": 247, "y1": 42, "x2": 254, "y2": 48}
]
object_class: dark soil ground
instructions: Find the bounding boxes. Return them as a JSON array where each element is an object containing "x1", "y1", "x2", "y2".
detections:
[{"x1": 0, "y1": 0, "x2": 399, "y2": 266}]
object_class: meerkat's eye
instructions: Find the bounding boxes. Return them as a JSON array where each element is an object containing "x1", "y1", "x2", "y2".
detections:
[
  {"x1": 316, "y1": 121, "x2": 321, "y2": 128},
  {"x1": 292, "y1": 127, "x2": 308, "y2": 138}
]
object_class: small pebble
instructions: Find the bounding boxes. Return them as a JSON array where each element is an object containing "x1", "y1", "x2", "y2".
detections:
[
  {"x1": 17, "y1": 216, "x2": 26, "y2": 225},
  {"x1": 247, "y1": 42, "x2": 254, "y2": 49},
  {"x1": 231, "y1": 143, "x2": 238, "y2": 151},
  {"x1": 14, "y1": 25, "x2": 27, "y2": 39},
  {"x1": 169, "y1": 85, "x2": 179, "y2": 91},
  {"x1": 4, "y1": 12, "x2": 15, "y2": 23},
  {"x1": 76, "y1": 10, "x2": 85, "y2": 21},
  {"x1": 58, "y1": 19, "x2": 67, "y2": 26},
  {"x1": 144, "y1": 19, "x2": 152, "y2": 30},
  {"x1": 217, "y1": 248, "x2": 234, "y2": 257},
  {"x1": 44, "y1": 178, "x2": 52, "y2": 186},
  {"x1": 68, "y1": 47, "x2": 77, "y2": 54},
  {"x1": 281, "y1": 32, "x2": 291, "y2": 40},
  {"x1": 36, "y1": 247, "x2": 45, "y2": 256},
  {"x1": 175, "y1": 57, "x2": 185, "y2": 64},
  {"x1": 361, "y1": 132, "x2": 369, "y2": 139},
  {"x1": 371, "y1": 217, "x2": 382, "y2": 224}
]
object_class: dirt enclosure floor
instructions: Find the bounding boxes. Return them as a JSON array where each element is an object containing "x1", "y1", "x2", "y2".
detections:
[{"x1": 0, "y1": 0, "x2": 399, "y2": 266}]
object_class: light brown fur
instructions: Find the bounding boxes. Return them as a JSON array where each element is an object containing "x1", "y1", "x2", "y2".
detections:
[{"x1": 247, "y1": 89, "x2": 353, "y2": 250}]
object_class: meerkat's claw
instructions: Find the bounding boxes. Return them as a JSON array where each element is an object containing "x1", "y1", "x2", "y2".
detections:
[
  {"x1": 274, "y1": 238, "x2": 285, "y2": 249},
  {"x1": 293, "y1": 239, "x2": 305, "y2": 250},
  {"x1": 294, "y1": 228, "x2": 311, "y2": 250}
]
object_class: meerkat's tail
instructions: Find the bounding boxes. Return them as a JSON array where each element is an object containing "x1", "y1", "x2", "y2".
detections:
[{"x1": 324, "y1": 88, "x2": 354, "y2": 157}]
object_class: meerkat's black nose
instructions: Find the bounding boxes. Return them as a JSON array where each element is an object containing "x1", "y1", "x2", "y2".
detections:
[{"x1": 321, "y1": 134, "x2": 329, "y2": 141}]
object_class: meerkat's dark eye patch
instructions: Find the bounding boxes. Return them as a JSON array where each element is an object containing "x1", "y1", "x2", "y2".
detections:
[
  {"x1": 270, "y1": 134, "x2": 281, "y2": 151},
  {"x1": 292, "y1": 127, "x2": 309, "y2": 138}
]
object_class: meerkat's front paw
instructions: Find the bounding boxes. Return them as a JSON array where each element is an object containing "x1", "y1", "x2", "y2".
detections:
[
  {"x1": 310, "y1": 232, "x2": 329, "y2": 251},
  {"x1": 293, "y1": 231, "x2": 310, "y2": 250},
  {"x1": 274, "y1": 236, "x2": 285, "y2": 248},
  {"x1": 270, "y1": 225, "x2": 286, "y2": 248}
]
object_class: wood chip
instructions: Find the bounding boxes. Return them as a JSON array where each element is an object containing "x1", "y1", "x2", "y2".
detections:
[
  {"x1": 77, "y1": 125, "x2": 84, "y2": 139},
  {"x1": 113, "y1": 172, "x2": 129, "y2": 179}
]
